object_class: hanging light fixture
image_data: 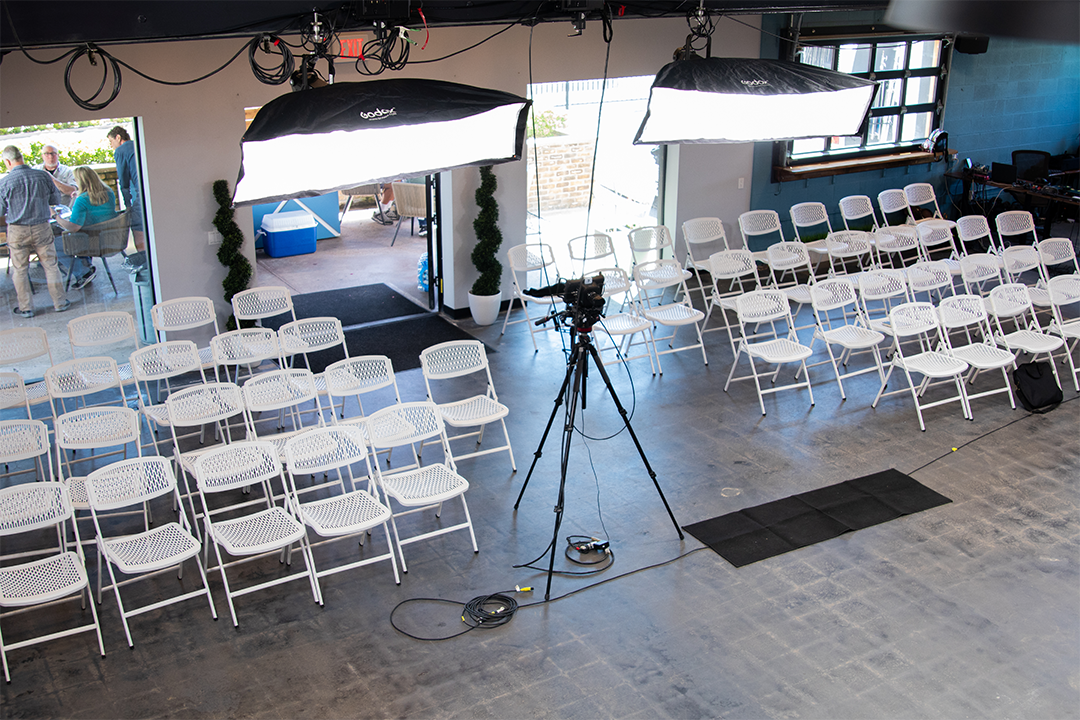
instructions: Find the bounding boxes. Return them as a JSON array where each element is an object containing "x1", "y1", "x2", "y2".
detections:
[
  {"x1": 634, "y1": 56, "x2": 878, "y2": 145},
  {"x1": 233, "y1": 78, "x2": 531, "y2": 206},
  {"x1": 885, "y1": 0, "x2": 1079, "y2": 44}
]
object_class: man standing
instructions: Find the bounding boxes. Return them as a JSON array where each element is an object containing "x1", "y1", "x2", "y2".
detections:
[
  {"x1": 0, "y1": 145, "x2": 71, "y2": 317},
  {"x1": 107, "y1": 126, "x2": 145, "y2": 258},
  {"x1": 35, "y1": 141, "x2": 95, "y2": 288}
]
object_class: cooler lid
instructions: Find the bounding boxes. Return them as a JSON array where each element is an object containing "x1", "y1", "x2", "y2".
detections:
[{"x1": 261, "y1": 210, "x2": 317, "y2": 232}]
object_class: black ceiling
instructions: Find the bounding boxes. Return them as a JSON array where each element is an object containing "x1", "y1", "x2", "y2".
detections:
[{"x1": 1, "y1": 1, "x2": 887, "y2": 51}]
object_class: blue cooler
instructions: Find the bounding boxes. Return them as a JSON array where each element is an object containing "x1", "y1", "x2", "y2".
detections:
[{"x1": 260, "y1": 211, "x2": 317, "y2": 258}]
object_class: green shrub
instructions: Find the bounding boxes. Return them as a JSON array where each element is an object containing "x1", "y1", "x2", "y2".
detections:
[
  {"x1": 527, "y1": 109, "x2": 568, "y2": 139},
  {"x1": 470, "y1": 166, "x2": 503, "y2": 297}
]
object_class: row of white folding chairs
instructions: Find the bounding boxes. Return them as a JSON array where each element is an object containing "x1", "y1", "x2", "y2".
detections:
[{"x1": 0, "y1": 399, "x2": 477, "y2": 681}]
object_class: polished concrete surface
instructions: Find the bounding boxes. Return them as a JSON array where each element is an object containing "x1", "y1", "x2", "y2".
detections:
[{"x1": 2, "y1": 252, "x2": 1078, "y2": 718}]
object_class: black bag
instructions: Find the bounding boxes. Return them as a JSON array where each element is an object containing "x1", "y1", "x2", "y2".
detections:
[{"x1": 1012, "y1": 361, "x2": 1062, "y2": 413}]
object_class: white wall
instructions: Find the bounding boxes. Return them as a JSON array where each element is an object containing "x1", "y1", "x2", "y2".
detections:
[{"x1": 0, "y1": 15, "x2": 760, "y2": 316}]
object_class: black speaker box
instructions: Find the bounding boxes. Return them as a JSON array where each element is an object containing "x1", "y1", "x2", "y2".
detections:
[{"x1": 955, "y1": 34, "x2": 990, "y2": 54}]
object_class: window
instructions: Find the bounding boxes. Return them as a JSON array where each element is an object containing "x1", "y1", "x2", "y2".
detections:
[{"x1": 785, "y1": 36, "x2": 945, "y2": 165}]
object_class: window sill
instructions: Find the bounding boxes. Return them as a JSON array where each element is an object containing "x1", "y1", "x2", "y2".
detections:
[{"x1": 773, "y1": 150, "x2": 943, "y2": 183}]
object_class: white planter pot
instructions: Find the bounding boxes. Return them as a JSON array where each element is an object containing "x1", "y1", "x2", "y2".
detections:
[{"x1": 468, "y1": 291, "x2": 501, "y2": 326}]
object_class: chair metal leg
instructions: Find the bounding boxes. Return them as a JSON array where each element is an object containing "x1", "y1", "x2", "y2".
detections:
[
  {"x1": 391, "y1": 214, "x2": 404, "y2": 247},
  {"x1": 100, "y1": 258, "x2": 119, "y2": 295}
]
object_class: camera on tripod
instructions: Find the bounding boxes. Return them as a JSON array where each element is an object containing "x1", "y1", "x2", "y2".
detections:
[
  {"x1": 524, "y1": 273, "x2": 607, "y2": 331},
  {"x1": 561, "y1": 274, "x2": 606, "y2": 330}
]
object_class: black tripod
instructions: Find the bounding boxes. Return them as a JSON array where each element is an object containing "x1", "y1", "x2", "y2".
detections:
[{"x1": 514, "y1": 320, "x2": 684, "y2": 600}]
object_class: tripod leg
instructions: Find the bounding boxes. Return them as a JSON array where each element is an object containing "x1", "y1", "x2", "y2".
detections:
[
  {"x1": 585, "y1": 341, "x2": 684, "y2": 540},
  {"x1": 514, "y1": 354, "x2": 576, "y2": 509},
  {"x1": 546, "y1": 346, "x2": 587, "y2": 600}
]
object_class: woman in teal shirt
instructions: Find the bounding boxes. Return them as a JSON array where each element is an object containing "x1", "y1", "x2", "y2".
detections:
[{"x1": 52, "y1": 166, "x2": 120, "y2": 289}]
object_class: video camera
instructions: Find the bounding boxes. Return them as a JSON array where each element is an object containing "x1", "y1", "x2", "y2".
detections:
[{"x1": 524, "y1": 274, "x2": 606, "y2": 331}]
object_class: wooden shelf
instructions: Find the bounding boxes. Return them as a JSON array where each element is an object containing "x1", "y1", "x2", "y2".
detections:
[{"x1": 773, "y1": 151, "x2": 944, "y2": 183}]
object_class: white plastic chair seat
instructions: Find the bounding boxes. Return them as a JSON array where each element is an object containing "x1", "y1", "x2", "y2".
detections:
[
  {"x1": 1051, "y1": 318, "x2": 1080, "y2": 340},
  {"x1": 637, "y1": 265, "x2": 692, "y2": 288},
  {"x1": 141, "y1": 403, "x2": 170, "y2": 427},
  {"x1": 299, "y1": 490, "x2": 392, "y2": 538},
  {"x1": 208, "y1": 507, "x2": 306, "y2": 556},
  {"x1": 1027, "y1": 286, "x2": 1051, "y2": 307},
  {"x1": 0, "y1": 551, "x2": 88, "y2": 607},
  {"x1": 436, "y1": 395, "x2": 509, "y2": 428},
  {"x1": 997, "y1": 329, "x2": 1064, "y2": 355},
  {"x1": 783, "y1": 285, "x2": 813, "y2": 305},
  {"x1": 744, "y1": 338, "x2": 813, "y2": 365},
  {"x1": 817, "y1": 324, "x2": 884, "y2": 350},
  {"x1": 380, "y1": 464, "x2": 469, "y2": 507},
  {"x1": 897, "y1": 351, "x2": 969, "y2": 379},
  {"x1": 197, "y1": 346, "x2": 215, "y2": 367},
  {"x1": 949, "y1": 343, "x2": 1016, "y2": 371},
  {"x1": 99, "y1": 522, "x2": 201, "y2": 573},
  {"x1": 642, "y1": 303, "x2": 704, "y2": 326},
  {"x1": 602, "y1": 312, "x2": 652, "y2": 335},
  {"x1": 942, "y1": 258, "x2": 962, "y2": 276}
]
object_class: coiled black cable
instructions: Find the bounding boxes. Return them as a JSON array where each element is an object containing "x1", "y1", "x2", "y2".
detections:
[
  {"x1": 64, "y1": 44, "x2": 121, "y2": 111},
  {"x1": 248, "y1": 35, "x2": 294, "y2": 85},
  {"x1": 390, "y1": 591, "x2": 521, "y2": 641}
]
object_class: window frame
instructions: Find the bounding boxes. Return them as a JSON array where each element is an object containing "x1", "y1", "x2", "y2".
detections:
[{"x1": 779, "y1": 32, "x2": 948, "y2": 168}]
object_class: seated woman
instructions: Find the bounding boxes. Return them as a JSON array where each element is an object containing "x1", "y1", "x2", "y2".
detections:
[{"x1": 52, "y1": 166, "x2": 120, "y2": 289}]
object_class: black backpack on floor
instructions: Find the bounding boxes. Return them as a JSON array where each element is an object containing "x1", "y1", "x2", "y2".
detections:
[{"x1": 1012, "y1": 361, "x2": 1063, "y2": 414}]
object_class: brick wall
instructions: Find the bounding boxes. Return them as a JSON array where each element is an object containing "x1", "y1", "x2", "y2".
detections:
[{"x1": 526, "y1": 136, "x2": 594, "y2": 213}]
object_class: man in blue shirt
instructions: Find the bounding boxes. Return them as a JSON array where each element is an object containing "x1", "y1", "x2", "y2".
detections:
[{"x1": 0, "y1": 145, "x2": 71, "y2": 317}]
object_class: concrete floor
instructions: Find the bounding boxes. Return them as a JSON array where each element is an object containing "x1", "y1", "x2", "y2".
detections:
[{"x1": 2, "y1": 233, "x2": 1078, "y2": 718}]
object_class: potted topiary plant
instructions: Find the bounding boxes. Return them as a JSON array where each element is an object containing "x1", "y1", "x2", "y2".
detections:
[
  {"x1": 212, "y1": 179, "x2": 253, "y2": 330},
  {"x1": 468, "y1": 165, "x2": 503, "y2": 325}
]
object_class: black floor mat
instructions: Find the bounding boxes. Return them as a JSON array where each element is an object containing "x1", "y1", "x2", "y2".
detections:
[
  {"x1": 683, "y1": 469, "x2": 951, "y2": 567},
  {"x1": 264, "y1": 283, "x2": 426, "y2": 330}
]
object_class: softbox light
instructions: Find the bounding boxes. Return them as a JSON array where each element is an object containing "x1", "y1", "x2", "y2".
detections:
[
  {"x1": 634, "y1": 58, "x2": 878, "y2": 145},
  {"x1": 885, "y1": 0, "x2": 1079, "y2": 44},
  {"x1": 233, "y1": 79, "x2": 531, "y2": 207}
]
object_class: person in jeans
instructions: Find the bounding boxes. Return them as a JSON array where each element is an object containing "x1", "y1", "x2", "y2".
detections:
[
  {"x1": 0, "y1": 145, "x2": 70, "y2": 317},
  {"x1": 36, "y1": 141, "x2": 94, "y2": 287},
  {"x1": 53, "y1": 166, "x2": 120, "y2": 288}
]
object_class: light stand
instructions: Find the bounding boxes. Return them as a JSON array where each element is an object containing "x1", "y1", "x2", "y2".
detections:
[{"x1": 514, "y1": 296, "x2": 683, "y2": 600}]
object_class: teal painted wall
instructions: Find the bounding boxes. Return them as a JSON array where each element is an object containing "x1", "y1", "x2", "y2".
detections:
[{"x1": 746, "y1": 15, "x2": 1079, "y2": 248}]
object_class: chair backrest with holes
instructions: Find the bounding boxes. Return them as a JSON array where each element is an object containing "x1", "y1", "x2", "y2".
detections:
[
  {"x1": 0, "y1": 482, "x2": 73, "y2": 537},
  {"x1": 0, "y1": 327, "x2": 52, "y2": 366},
  {"x1": 507, "y1": 243, "x2": 559, "y2": 294},
  {"x1": 938, "y1": 294, "x2": 993, "y2": 334},
  {"x1": 1037, "y1": 238, "x2": 1080, "y2": 278},
  {"x1": 54, "y1": 406, "x2": 140, "y2": 453},
  {"x1": 366, "y1": 401, "x2": 447, "y2": 452},
  {"x1": 627, "y1": 226, "x2": 674, "y2": 266},
  {"x1": 150, "y1": 297, "x2": 219, "y2": 343},
  {"x1": 956, "y1": 215, "x2": 996, "y2": 254},
  {"x1": 323, "y1": 356, "x2": 398, "y2": 401},
  {"x1": 45, "y1": 357, "x2": 122, "y2": 403},
  {"x1": 568, "y1": 233, "x2": 616, "y2": 274},
  {"x1": 633, "y1": 258, "x2": 691, "y2": 295},
  {"x1": 825, "y1": 231, "x2": 873, "y2": 262},
  {"x1": 0, "y1": 373, "x2": 31, "y2": 415},
  {"x1": 738, "y1": 210, "x2": 784, "y2": 251},
  {"x1": 231, "y1": 286, "x2": 296, "y2": 323},
  {"x1": 164, "y1": 382, "x2": 245, "y2": 429},
  {"x1": 877, "y1": 189, "x2": 911, "y2": 226},
  {"x1": 889, "y1": 302, "x2": 941, "y2": 341},
  {"x1": 0, "y1": 419, "x2": 52, "y2": 469},
  {"x1": 916, "y1": 222, "x2": 958, "y2": 261},
  {"x1": 839, "y1": 195, "x2": 879, "y2": 232},
  {"x1": 86, "y1": 456, "x2": 178, "y2": 512},
  {"x1": 736, "y1": 289, "x2": 793, "y2": 326},
  {"x1": 903, "y1": 183, "x2": 942, "y2": 219},
  {"x1": 811, "y1": 277, "x2": 859, "y2": 314},
  {"x1": 193, "y1": 441, "x2": 284, "y2": 495},
  {"x1": 391, "y1": 182, "x2": 428, "y2": 220},
  {"x1": 995, "y1": 211, "x2": 1037, "y2": 246},
  {"x1": 906, "y1": 260, "x2": 954, "y2": 298},
  {"x1": 278, "y1": 317, "x2": 347, "y2": 359},
  {"x1": 989, "y1": 282, "x2": 1037, "y2": 320},
  {"x1": 129, "y1": 341, "x2": 205, "y2": 385},
  {"x1": 681, "y1": 217, "x2": 728, "y2": 261},
  {"x1": 284, "y1": 425, "x2": 368, "y2": 477},
  {"x1": 67, "y1": 311, "x2": 138, "y2": 356},
  {"x1": 210, "y1": 328, "x2": 281, "y2": 369},
  {"x1": 241, "y1": 369, "x2": 320, "y2": 416},
  {"x1": 421, "y1": 340, "x2": 491, "y2": 383},
  {"x1": 1001, "y1": 245, "x2": 1040, "y2": 283},
  {"x1": 766, "y1": 241, "x2": 812, "y2": 284},
  {"x1": 708, "y1": 249, "x2": 756, "y2": 284},
  {"x1": 789, "y1": 202, "x2": 833, "y2": 242},
  {"x1": 959, "y1": 254, "x2": 1003, "y2": 295}
]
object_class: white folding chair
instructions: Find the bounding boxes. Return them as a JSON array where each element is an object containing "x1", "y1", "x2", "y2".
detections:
[
  {"x1": 878, "y1": 188, "x2": 915, "y2": 226},
  {"x1": 1046, "y1": 274, "x2": 1080, "y2": 392},
  {"x1": 824, "y1": 230, "x2": 875, "y2": 277},
  {"x1": 789, "y1": 202, "x2": 834, "y2": 243},
  {"x1": 365, "y1": 402, "x2": 477, "y2": 573},
  {"x1": 283, "y1": 426, "x2": 400, "y2": 587},
  {"x1": 958, "y1": 254, "x2": 1005, "y2": 306},
  {"x1": 915, "y1": 222, "x2": 962, "y2": 276},
  {"x1": 1036, "y1": 238, "x2": 1080, "y2": 281},
  {"x1": 210, "y1": 328, "x2": 281, "y2": 384},
  {"x1": 702, "y1": 248, "x2": 759, "y2": 353},
  {"x1": 419, "y1": 340, "x2": 515, "y2": 471},
  {"x1": 838, "y1": 195, "x2": 880, "y2": 233},
  {"x1": 989, "y1": 283, "x2": 1065, "y2": 390},
  {"x1": 0, "y1": 482, "x2": 105, "y2": 683},
  {"x1": 765, "y1": 241, "x2": 816, "y2": 337},
  {"x1": 937, "y1": 294, "x2": 1018, "y2": 413},
  {"x1": 242, "y1": 368, "x2": 326, "y2": 460},
  {"x1": 0, "y1": 328, "x2": 53, "y2": 418},
  {"x1": 903, "y1": 182, "x2": 945, "y2": 220},
  {"x1": 956, "y1": 215, "x2": 998, "y2": 256},
  {"x1": 231, "y1": 286, "x2": 296, "y2": 327},
  {"x1": 567, "y1": 233, "x2": 617, "y2": 276},
  {"x1": 67, "y1": 312, "x2": 140, "y2": 389},
  {"x1": 633, "y1": 259, "x2": 708, "y2": 373},
  {"x1": 150, "y1": 296, "x2": 220, "y2": 371},
  {"x1": 0, "y1": 419, "x2": 53, "y2": 486},
  {"x1": 906, "y1": 260, "x2": 955, "y2": 305},
  {"x1": 502, "y1": 243, "x2": 563, "y2": 352},
  {"x1": 193, "y1": 441, "x2": 320, "y2": 626},
  {"x1": 627, "y1": 225, "x2": 675, "y2": 267},
  {"x1": 277, "y1": 317, "x2": 348, "y2": 417},
  {"x1": 45, "y1": 356, "x2": 125, "y2": 421},
  {"x1": 872, "y1": 302, "x2": 972, "y2": 431},
  {"x1": 86, "y1": 456, "x2": 217, "y2": 647},
  {"x1": 738, "y1": 210, "x2": 785, "y2": 258},
  {"x1": 724, "y1": 289, "x2": 815, "y2": 415},
  {"x1": 323, "y1": 355, "x2": 404, "y2": 424},
  {"x1": 872, "y1": 225, "x2": 920, "y2": 270},
  {"x1": 129, "y1": 341, "x2": 208, "y2": 455},
  {"x1": 858, "y1": 268, "x2": 911, "y2": 356},
  {"x1": 995, "y1": 210, "x2": 1038, "y2": 247},
  {"x1": 808, "y1": 278, "x2": 886, "y2": 400},
  {"x1": 681, "y1": 217, "x2": 728, "y2": 306}
]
